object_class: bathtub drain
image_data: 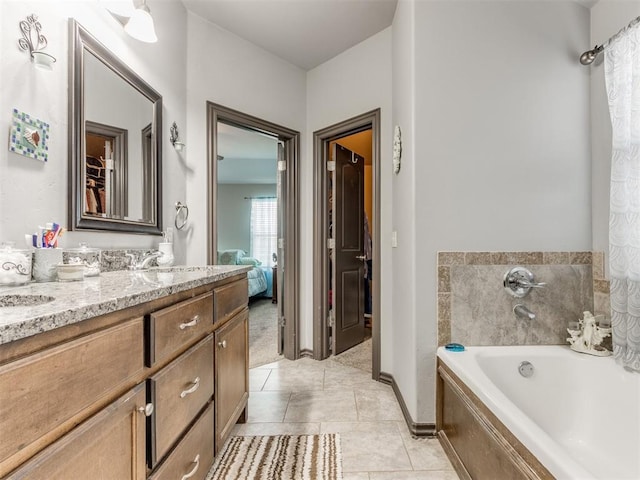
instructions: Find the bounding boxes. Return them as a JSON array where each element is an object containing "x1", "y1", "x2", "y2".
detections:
[{"x1": 518, "y1": 361, "x2": 534, "y2": 378}]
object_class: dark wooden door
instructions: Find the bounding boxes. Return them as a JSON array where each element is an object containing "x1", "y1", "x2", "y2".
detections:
[{"x1": 332, "y1": 143, "x2": 365, "y2": 355}]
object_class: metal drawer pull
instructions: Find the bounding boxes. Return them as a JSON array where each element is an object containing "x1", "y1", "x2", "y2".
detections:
[
  {"x1": 180, "y1": 377, "x2": 200, "y2": 398},
  {"x1": 179, "y1": 315, "x2": 200, "y2": 330},
  {"x1": 137, "y1": 403, "x2": 154, "y2": 417},
  {"x1": 181, "y1": 454, "x2": 200, "y2": 480},
  {"x1": 218, "y1": 340, "x2": 227, "y2": 349}
]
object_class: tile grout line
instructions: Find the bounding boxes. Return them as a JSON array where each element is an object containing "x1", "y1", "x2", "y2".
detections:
[{"x1": 280, "y1": 390, "x2": 293, "y2": 423}]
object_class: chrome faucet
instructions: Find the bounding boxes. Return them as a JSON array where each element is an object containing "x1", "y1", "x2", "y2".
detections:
[
  {"x1": 127, "y1": 251, "x2": 163, "y2": 270},
  {"x1": 513, "y1": 304, "x2": 536, "y2": 321}
]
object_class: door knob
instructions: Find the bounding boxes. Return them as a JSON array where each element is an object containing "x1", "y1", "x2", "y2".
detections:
[{"x1": 355, "y1": 255, "x2": 366, "y2": 261}]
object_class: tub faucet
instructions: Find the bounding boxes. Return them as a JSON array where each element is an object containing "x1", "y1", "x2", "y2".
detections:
[{"x1": 513, "y1": 304, "x2": 536, "y2": 321}]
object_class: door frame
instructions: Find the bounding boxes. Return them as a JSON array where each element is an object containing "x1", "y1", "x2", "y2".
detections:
[
  {"x1": 313, "y1": 109, "x2": 381, "y2": 379},
  {"x1": 207, "y1": 102, "x2": 300, "y2": 360}
]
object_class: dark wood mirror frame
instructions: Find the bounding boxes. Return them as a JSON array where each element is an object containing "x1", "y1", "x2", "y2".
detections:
[{"x1": 68, "y1": 19, "x2": 163, "y2": 235}]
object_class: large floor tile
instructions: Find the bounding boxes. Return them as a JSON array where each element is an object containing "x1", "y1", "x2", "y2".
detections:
[
  {"x1": 262, "y1": 365, "x2": 325, "y2": 391},
  {"x1": 324, "y1": 365, "x2": 388, "y2": 391},
  {"x1": 284, "y1": 390, "x2": 358, "y2": 422},
  {"x1": 340, "y1": 432, "x2": 412, "y2": 472},
  {"x1": 246, "y1": 391, "x2": 291, "y2": 422},
  {"x1": 402, "y1": 436, "x2": 453, "y2": 471},
  {"x1": 342, "y1": 473, "x2": 370, "y2": 480},
  {"x1": 320, "y1": 421, "x2": 400, "y2": 434},
  {"x1": 355, "y1": 389, "x2": 404, "y2": 421},
  {"x1": 368, "y1": 471, "x2": 459, "y2": 480},
  {"x1": 234, "y1": 422, "x2": 320, "y2": 436},
  {"x1": 249, "y1": 368, "x2": 271, "y2": 391}
]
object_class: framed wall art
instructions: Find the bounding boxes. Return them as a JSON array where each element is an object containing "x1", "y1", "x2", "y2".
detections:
[{"x1": 9, "y1": 108, "x2": 50, "y2": 162}]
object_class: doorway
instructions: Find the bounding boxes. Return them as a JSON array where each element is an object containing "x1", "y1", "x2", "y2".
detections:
[
  {"x1": 313, "y1": 109, "x2": 381, "y2": 379},
  {"x1": 207, "y1": 102, "x2": 300, "y2": 361}
]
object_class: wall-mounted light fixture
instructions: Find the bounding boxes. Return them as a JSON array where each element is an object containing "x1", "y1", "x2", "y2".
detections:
[
  {"x1": 123, "y1": 0, "x2": 158, "y2": 43},
  {"x1": 18, "y1": 14, "x2": 56, "y2": 70},
  {"x1": 170, "y1": 122, "x2": 185, "y2": 152}
]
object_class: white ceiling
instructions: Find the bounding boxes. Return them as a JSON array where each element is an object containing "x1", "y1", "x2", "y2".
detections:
[
  {"x1": 180, "y1": 0, "x2": 398, "y2": 70},
  {"x1": 217, "y1": 122, "x2": 279, "y2": 184}
]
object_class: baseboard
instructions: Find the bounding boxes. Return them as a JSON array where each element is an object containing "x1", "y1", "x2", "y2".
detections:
[
  {"x1": 379, "y1": 370, "x2": 437, "y2": 438},
  {"x1": 299, "y1": 348, "x2": 314, "y2": 358}
]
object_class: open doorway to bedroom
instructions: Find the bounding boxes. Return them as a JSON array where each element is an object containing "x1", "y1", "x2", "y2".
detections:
[{"x1": 207, "y1": 103, "x2": 300, "y2": 364}]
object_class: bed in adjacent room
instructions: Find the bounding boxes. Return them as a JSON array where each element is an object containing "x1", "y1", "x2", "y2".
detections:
[{"x1": 218, "y1": 249, "x2": 270, "y2": 298}]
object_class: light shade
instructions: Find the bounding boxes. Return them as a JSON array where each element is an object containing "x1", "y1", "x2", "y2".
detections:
[{"x1": 124, "y1": 3, "x2": 157, "y2": 43}]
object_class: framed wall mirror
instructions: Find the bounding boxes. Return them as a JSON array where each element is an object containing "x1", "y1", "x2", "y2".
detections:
[{"x1": 69, "y1": 19, "x2": 162, "y2": 234}]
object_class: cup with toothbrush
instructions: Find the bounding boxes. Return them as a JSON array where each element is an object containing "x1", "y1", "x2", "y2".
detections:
[{"x1": 32, "y1": 223, "x2": 64, "y2": 282}]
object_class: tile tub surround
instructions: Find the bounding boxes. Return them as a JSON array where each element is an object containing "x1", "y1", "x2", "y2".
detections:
[
  {"x1": 0, "y1": 265, "x2": 251, "y2": 345},
  {"x1": 437, "y1": 252, "x2": 601, "y2": 347}
]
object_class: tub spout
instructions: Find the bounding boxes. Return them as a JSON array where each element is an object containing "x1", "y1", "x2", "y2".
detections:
[{"x1": 514, "y1": 304, "x2": 535, "y2": 321}]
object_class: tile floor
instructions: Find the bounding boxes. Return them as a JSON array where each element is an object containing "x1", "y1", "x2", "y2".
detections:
[{"x1": 229, "y1": 357, "x2": 460, "y2": 480}]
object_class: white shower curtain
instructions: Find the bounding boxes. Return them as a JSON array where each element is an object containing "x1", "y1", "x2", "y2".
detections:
[{"x1": 606, "y1": 23, "x2": 640, "y2": 372}]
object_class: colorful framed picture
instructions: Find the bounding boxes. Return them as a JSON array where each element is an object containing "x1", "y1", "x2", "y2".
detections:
[{"x1": 9, "y1": 108, "x2": 50, "y2": 162}]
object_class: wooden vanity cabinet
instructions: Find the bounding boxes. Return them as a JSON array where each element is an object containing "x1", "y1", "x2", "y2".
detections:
[
  {"x1": 0, "y1": 272, "x2": 249, "y2": 479},
  {"x1": 0, "y1": 317, "x2": 144, "y2": 477}
]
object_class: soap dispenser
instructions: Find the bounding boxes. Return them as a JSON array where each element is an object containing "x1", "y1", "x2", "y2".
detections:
[{"x1": 157, "y1": 230, "x2": 174, "y2": 267}]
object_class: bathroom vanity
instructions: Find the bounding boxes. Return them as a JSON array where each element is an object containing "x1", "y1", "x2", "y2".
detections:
[{"x1": 0, "y1": 266, "x2": 250, "y2": 479}]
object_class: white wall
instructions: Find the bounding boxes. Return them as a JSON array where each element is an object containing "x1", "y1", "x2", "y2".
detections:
[
  {"x1": 306, "y1": 27, "x2": 393, "y2": 366},
  {"x1": 391, "y1": 0, "x2": 418, "y2": 420},
  {"x1": 217, "y1": 183, "x2": 277, "y2": 254},
  {"x1": 184, "y1": 12, "x2": 307, "y2": 266},
  {"x1": 590, "y1": 0, "x2": 640, "y2": 274},
  {"x1": 0, "y1": 0, "x2": 188, "y2": 260},
  {"x1": 395, "y1": 0, "x2": 591, "y2": 423}
]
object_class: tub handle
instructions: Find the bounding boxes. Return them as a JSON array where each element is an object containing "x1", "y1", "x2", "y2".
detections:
[{"x1": 504, "y1": 267, "x2": 545, "y2": 298}]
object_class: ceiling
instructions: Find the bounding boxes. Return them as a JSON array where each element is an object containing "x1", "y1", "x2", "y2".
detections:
[
  {"x1": 180, "y1": 0, "x2": 398, "y2": 70},
  {"x1": 217, "y1": 122, "x2": 279, "y2": 184}
]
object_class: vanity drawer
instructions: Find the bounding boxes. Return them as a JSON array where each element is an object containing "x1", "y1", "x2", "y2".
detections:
[
  {"x1": 0, "y1": 318, "x2": 144, "y2": 472},
  {"x1": 149, "y1": 335, "x2": 214, "y2": 466},
  {"x1": 148, "y1": 292, "x2": 213, "y2": 366},
  {"x1": 213, "y1": 278, "x2": 248, "y2": 325},
  {"x1": 148, "y1": 401, "x2": 214, "y2": 480}
]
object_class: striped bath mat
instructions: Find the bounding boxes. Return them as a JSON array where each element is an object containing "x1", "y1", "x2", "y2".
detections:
[{"x1": 207, "y1": 434, "x2": 342, "y2": 480}]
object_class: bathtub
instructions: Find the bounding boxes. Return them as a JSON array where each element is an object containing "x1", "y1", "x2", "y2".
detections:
[{"x1": 437, "y1": 345, "x2": 640, "y2": 480}]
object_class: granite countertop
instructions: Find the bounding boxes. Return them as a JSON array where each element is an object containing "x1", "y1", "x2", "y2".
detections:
[{"x1": 0, "y1": 265, "x2": 252, "y2": 346}]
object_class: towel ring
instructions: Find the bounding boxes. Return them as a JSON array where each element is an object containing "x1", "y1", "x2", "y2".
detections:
[{"x1": 175, "y1": 201, "x2": 189, "y2": 230}]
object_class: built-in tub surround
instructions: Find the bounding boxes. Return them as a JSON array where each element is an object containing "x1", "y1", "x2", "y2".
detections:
[
  {"x1": 0, "y1": 265, "x2": 251, "y2": 345},
  {"x1": 437, "y1": 345, "x2": 640, "y2": 479},
  {"x1": 437, "y1": 252, "x2": 605, "y2": 347}
]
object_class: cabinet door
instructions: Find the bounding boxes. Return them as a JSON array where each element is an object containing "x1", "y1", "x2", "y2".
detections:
[
  {"x1": 214, "y1": 308, "x2": 249, "y2": 451},
  {"x1": 6, "y1": 384, "x2": 147, "y2": 480}
]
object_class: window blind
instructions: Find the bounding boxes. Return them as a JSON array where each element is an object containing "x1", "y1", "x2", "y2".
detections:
[{"x1": 250, "y1": 198, "x2": 277, "y2": 267}]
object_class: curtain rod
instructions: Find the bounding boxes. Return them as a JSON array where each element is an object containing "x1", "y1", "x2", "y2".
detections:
[
  {"x1": 244, "y1": 196, "x2": 276, "y2": 200},
  {"x1": 580, "y1": 15, "x2": 640, "y2": 65}
]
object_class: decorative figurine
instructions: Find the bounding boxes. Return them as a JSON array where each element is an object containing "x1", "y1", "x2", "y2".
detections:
[{"x1": 566, "y1": 311, "x2": 611, "y2": 356}]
